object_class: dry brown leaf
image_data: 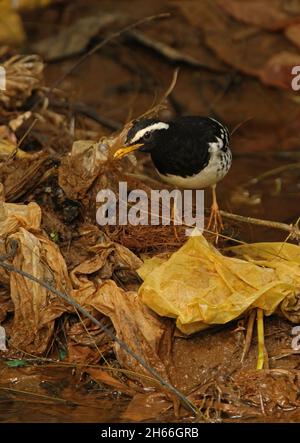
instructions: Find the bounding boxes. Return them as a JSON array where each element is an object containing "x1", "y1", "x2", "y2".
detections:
[
  {"x1": 127, "y1": 29, "x2": 227, "y2": 72},
  {"x1": 87, "y1": 368, "x2": 137, "y2": 397},
  {"x1": 67, "y1": 342, "x2": 102, "y2": 365},
  {"x1": 1, "y1": 155, "x2": 56, "y2": 202},
  {"x1": 0, "y1": 201, "x2": 41, "y2": 235},
  {"x1": 259, "y1": 52, "x2": 300, "y2": 90},
  {"x1": 72, "y1": 279, "x2": 172, "y2": 386},
  {"x1": 2, "y1": 0, "x2": 53, "y2": 10},
  {"x1": 58, "y1": 136, "x2": 137, "y2": 210},
  {"x1": 175, "y1": 0, "x2": 298, "y2": 78},
  {"x1": 0, "y1": 138, "x2": 41, "y2": 161},
  {"x1": 58, "y1": 139, "x2": 112, "y2": 200},
  {"x1": 0, "y1": 55, "x2": 44, "y2": 109},
  {"x1": 285, "y1": 23, "x2": 300, "y2": 48},
  {"x1": 66, "y1": 314, "x2": 109, "y2": 346},
  {"x1": 70, "y1": 241, "x2": 142, "y2": 293},
  {"x1": 32, "y1": 13, "x2": 121, "y2": 61},
  {"x1": 216, "y1": 0, "x2": 300, "y2": 31},
  {"x1": 0, "y1": 201, "x2": 72, "y2": 354},
  {"x1": 122, "y1": 392, "x2": 171, "y2": 421},
  {"x1": 233, "y1": 369, "x2": 300, "y2": 412},
  {"x1": 9, "y1": 229, "x2": 72, "y2": 354}
]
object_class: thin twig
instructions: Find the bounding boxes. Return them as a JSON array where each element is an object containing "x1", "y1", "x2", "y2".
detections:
[
  {"x1": 220, "y1": 210, "x2": 300, "y2": 239},
  {"x1": 243, "y1": 162, "x2": 300, "y2": 188},
  {"x1": 8, "y1": 343, "x2": 164, "y2": 385},
  {"x1": 241, "y1": 310, "x2": 256, "y2": 363},
  {"x1": 50, "y1": 98, "x2": 121, "y2": 131},
  {"x1": 7, "y1": 118, "x2": 38, "y2": 161},
  {"x1": 0, "y1": 386, "x2": 76, "y2": 405}
]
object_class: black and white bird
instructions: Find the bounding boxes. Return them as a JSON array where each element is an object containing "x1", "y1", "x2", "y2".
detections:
[{"x1": 114, "y1": 116, "x2": 232, "y2": 235}]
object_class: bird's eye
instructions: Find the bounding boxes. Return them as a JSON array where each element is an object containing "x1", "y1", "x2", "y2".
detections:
[{"x1": 143, "y1": 131, "x2": 152, "y2": 141}]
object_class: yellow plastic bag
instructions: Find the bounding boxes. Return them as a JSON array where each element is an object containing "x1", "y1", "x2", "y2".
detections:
[{"x1": 138, "y1": 235, "x2": 300, "y2": 334}]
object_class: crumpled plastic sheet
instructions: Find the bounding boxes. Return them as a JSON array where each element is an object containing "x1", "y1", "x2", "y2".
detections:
[{"x1": 138, "y1": 234, "x2": 300, "y2": 334}]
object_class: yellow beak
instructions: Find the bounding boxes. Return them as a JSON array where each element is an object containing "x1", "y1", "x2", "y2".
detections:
[{"x1": 113, "y1": 143, "x2": 143, "y2": 160}]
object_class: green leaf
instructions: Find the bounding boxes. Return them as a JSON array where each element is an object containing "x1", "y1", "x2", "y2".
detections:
[
  {"x1": 6, "y1": 359, "x2": 28, "y2": 368},
  {"x1": 58, "y1": 348, "x2": 67, "y2": 361}
]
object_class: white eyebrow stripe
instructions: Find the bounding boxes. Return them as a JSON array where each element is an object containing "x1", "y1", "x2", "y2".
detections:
[{"x1": 130, "y1": 122, "x2": 169, "y2": 143}]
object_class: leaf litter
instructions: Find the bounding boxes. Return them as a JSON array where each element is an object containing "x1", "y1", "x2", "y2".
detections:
[{"x1": 0, "y1": 0, "x2": 300, "y2": 423}]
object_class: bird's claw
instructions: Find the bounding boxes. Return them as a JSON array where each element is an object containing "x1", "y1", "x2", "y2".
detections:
[{"x1": 207, "y1": 202, "x2": 224, "y2": 243}]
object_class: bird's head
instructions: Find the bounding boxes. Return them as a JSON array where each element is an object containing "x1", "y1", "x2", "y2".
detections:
[{"x1": 114, "y1": 119, "x2": 169, "y2": 159}]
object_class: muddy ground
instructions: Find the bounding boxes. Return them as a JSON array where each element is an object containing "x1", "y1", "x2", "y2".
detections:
[{"x1": 0, "y1": 0, "x2": 300, "y2": 423}]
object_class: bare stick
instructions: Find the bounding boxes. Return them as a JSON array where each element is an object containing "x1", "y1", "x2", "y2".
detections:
[
  {"x1": 220, "y1": 210, "x2": 300, "y2": 239},
  {"x1": 243, "y1": 162, "x2": 300, "y2": 187},
  {"x1": 7, "y1": 118, "x2": 38, "y2": 161},
  {"x1": 241, "y1": 310, "x2": 256, "y2": 363},
  {"x1": 50, "y1": 98, "x2": 121, "y2": 131}
]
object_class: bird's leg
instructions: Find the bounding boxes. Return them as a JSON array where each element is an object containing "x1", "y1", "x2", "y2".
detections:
[
  {"x1": 207, "y1": 184, "x2": 224, "y2": 241},
  {"x1": 171, "y1": 199, "x2": 180, "y2": 241}
]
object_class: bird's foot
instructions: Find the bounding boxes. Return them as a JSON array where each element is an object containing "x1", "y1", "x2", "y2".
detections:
[
  {"x1": 207, "y1": 201, "x2": 224, "y2": 243},
  {"x1": 171, "y1": 201, "x2": 181, "y2": 242}
]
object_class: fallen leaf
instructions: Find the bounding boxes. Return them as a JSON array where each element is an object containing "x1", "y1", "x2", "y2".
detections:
[
  {"x1": 32, "y1": 13, "x2": 121, "y2": 61},
  {"x1": 285, "y1": 23, "x2": 300, "y2": 48},
  {"x1": 87, "y1": 368, "x2": 137, "y2": 397},
  {"x1": 1, "y1": 155, "x2": 56, "y2": 202},
  {"x1": 5, "y1": 359, "x2": 28, "y2": 367},
  {"x1": 0, "y1": 55, "x2": 44, "y2": 109},
  {"x1": 0, "y1": 201, "x2": 73, "y2": 354},
  {"x1": 259, "y1": 52, "x2": 300, "y2": 89},
  {"x1": 0, "y1": 138, "x2": 41, "y2": 161},
  {"x1": 175, "y1": 0, "x2": 298, "y2": 78},
  {"x1": 127, "y1": 29, "x2": 227, "y2": 72},
  {"x1": 72, "y1": 279, "x2": 172, "y2": 387},
  {"x1": 216, "y1": 0, "x2": 300, "y2": 31},
  {"x1": 5, "y1": 0, "x2": 53, "y2": 10},
  {"x1": 67, "y1": 342, "x2": 102, "y2": 365},
  {"x1": 122, "y1": 392, "x2": 171, "y2": 421},
  {"x1": 233, "y1": 369, "x2": 300, "y2": 411}
]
